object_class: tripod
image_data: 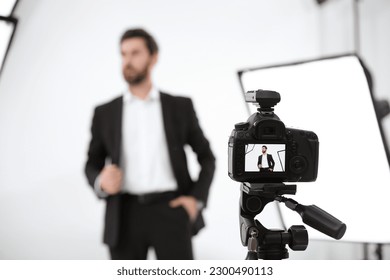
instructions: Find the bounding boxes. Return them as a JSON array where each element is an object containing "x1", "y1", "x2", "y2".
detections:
[{"x1": 239, "y1": 182, "x2": 346, "y2": 260}]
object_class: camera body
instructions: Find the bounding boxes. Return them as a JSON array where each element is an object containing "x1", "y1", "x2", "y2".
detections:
[{"x1": 228, "y1": 90, "x2": 319, "y2": 183}]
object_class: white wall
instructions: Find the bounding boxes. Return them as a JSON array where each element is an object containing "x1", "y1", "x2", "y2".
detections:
[{"x1": 0, "y1": 0, "x2": 389, "y2": 259}]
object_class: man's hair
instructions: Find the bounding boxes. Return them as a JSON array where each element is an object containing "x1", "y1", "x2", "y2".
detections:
[
  {"x1": 262, "y1": 145, "x2": 267, "y2": 150},
  {"x1": 120, "y1": 28, "x2": 159, "y2": 55}
]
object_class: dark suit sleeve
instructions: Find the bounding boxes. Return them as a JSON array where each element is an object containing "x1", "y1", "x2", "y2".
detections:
[
  {"x1": 186, "y1": 100, "x2": 215, "y2": 206},
  {"x1": 257, "y1": 155, "x2": 262, "y2": 166},
  {"x1": 268, "y1": 154, "x2": 275, "y2": 169},
  {"x1": 85, "y1": 107, "x2": 107, "y2": 195}
]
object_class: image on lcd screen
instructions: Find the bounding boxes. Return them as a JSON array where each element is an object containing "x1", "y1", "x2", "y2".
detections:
[{"x1": 245, "y1": 144, "x2": 285, "y2": 172}]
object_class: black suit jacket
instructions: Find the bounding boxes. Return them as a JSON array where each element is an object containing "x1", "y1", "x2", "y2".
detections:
[
  {"x1": 85, "y1": 92, "x2": 215, "y2": 247},
  {"x1": 257, "y1": 154, "x2": 275, "y2": 169}
]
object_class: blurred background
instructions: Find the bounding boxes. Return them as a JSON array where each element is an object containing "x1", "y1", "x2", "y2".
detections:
[{"x1": 0, "y1": 0, "x2": 390, "y2": 259}]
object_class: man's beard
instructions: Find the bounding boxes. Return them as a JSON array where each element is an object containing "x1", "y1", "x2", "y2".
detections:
[{"x1": 123, "y1": 65, "x2": 148, "y2": 85}]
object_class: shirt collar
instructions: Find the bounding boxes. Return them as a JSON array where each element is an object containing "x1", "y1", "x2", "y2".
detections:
[{"x1": 123, "y1": 86, "x2": 159, "y2": 103}]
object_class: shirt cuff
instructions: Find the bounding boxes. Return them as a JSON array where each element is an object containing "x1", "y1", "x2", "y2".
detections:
[
  {"x1": 197, "y1": 200, "x2": 204, "y2": 211},
  {"x1": 94, "y1": 174, "x2": 108, "y2": 198}
]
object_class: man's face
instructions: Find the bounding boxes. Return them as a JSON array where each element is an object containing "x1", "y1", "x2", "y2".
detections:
[
  {"x1": 121, "y1": 37, "x2": 157, "y2": 85},
  {"x1": 262, "y1": 147, "x2": 266, "y2": 154}
]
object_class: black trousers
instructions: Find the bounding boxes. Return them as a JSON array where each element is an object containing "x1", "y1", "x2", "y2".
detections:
[
  {"x1": 109, "y1": 193, "x2": 193, "y2": 260},
  {"x1": 260, "y1": 168, "x2": 273, "y2": 173}
]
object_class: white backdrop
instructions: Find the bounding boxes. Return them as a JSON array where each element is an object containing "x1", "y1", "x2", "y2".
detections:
[{"x1": 0, "y1": 0, "x2": 390, "y2": 259}]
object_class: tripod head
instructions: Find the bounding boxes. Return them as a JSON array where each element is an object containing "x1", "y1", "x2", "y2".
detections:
[{"x1": 239, "y1": 182, "x2": 346, "y2": 260}]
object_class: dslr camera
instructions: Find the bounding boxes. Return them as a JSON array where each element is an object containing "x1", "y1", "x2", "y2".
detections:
[
  {"x1": 228, "y1": 89, "x2": 319, "y2": 183},
  {"x1": 229, "y1": 90, "x2": 346, "y2": 260}
]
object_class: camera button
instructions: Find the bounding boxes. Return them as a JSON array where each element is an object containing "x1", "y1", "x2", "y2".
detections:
[{"x1": 235, "y1": 122, "x2": 249, "y2": 131}]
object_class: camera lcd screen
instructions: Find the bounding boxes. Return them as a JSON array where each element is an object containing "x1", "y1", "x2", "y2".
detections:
[{"x1": 245, "y1": 144, "x2": 285, "y2": 173}]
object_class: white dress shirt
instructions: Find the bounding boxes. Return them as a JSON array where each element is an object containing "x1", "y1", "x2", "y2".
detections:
[
  {"x1": 120, "y1": 87, "x2": 177, "y2": 194},
  {"x1": 261, "y1": 153, "x2": 269, "y2": 168}
]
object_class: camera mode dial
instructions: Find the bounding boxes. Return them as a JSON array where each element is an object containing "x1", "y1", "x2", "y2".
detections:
[{"x1": 289, "y1": 156, "x2": 307, "y2": 175}]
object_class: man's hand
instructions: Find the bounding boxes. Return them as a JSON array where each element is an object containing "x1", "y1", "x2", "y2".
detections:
[
  {"x1": 169, "y1": 196, "x2": 199, "y2": 222},
  {"x1": 100, "y1": 164, "x2": 122, "y2": 195}
]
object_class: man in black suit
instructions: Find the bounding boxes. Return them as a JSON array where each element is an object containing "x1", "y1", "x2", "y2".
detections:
[
  {"x1": 85, "y1": 28, "x2": 215, "y2": 260},
  {"x1": 257, "y1": 145, "x2": 275, "y2": 172}
]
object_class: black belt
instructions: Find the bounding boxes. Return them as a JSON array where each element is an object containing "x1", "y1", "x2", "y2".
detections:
[{"x1": 123, "y1": 191, "x2": 179, "y2": 205}]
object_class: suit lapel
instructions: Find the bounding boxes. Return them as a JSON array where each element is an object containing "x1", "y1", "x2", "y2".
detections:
[
  {"x1": 104, "y1": 96, "x2": 123, "y2": 247},
  {"x1": 111, "y1": 96, "x2": 123, "y2": 165},
  {"x1": 160, "y1": 92, "x2": 176, "y2": 148},
  {"x1": 160, "y1": 92, "x2": 180, "y2": 178}
]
